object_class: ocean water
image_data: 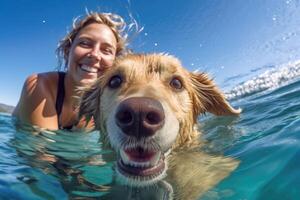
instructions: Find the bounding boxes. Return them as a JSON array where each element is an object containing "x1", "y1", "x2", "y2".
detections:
[{"x1": 1, "y1": 63, "x2": 300, "y2": 200}]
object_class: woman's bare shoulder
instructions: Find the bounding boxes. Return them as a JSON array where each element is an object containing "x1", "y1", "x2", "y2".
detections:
[
  {"x1": 13, "y1": 71, "x2": 61, "y2": 129},
  {"x1": 21, "y1": 72, "x2": 59, "y2": 98},
  {"x1": 25, "y1": 72, "x2": 57, "y2": 89}
]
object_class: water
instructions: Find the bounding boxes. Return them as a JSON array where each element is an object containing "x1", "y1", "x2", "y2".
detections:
[{"x1": 1, "y1": 63, "x2": 300, "y2": 200}]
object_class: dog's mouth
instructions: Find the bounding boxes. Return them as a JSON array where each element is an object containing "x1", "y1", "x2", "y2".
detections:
[{"x1": 117, "y1": 146, "x2": 165, "y2": 178}]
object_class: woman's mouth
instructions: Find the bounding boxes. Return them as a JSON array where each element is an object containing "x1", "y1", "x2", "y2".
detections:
[{"x1": 79, "y1": 64, "x2": 99, "y2": 74}]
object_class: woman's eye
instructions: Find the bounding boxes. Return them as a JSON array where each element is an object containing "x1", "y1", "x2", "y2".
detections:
[
  {"x1": 108, "y1": 75, "x2": 123, "y2": 89},
  {"x1": 103, "y1": 50, "x2": 112, "y2": 55},
  {"x1": 102, "y1": 48, "x2": 114, "y2": 55},
  {"x1": 78, "y1": 40, "x2": 91, "y2": 47},
  {"x1": 170, "y1": 77, "x2": 183, "y2": 90}
]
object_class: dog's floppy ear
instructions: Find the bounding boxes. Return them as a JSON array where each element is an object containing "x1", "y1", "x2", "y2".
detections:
[
  {"x1": 190, "y1": 72, "x2": 241, "y2": 116},
  {"x1": 78, "y1": 80, "x2": 102, "y2": 129}
]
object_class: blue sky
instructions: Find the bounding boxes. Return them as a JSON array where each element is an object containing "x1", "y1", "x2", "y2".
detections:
[{"x1": 1, "y1": 0, "x2": 300, "y2": 106}]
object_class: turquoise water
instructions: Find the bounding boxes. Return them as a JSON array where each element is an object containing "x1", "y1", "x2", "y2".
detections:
[{"x1": 1, "y1": 66, "x2": 300, "y2": 199}]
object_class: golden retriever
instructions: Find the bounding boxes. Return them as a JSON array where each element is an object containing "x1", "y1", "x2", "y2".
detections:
[{"x1": 78, "y1": 53, "x2": 241, "y2": 199}]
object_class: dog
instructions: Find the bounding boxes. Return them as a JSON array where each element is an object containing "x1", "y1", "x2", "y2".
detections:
[{"x1": 78, "y1": 53, "x2": 241, "y2": 199}]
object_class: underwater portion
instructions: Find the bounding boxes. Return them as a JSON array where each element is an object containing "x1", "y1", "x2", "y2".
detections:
[{"x1": 1, "y1": 62, "x2": 300, "y2": 199}]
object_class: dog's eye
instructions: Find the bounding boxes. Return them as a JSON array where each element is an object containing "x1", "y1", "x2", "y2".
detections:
[
  {"x1": 170, "y1": 77, "x2": 183, "y2": 90},
  {"x1": 108, "y1": 75, "x2": 123, "y2": 89}
]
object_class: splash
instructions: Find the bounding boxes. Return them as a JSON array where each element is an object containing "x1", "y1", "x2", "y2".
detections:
[{"x1": 225, "y1": 60, "x2": 300, "y2": 100}]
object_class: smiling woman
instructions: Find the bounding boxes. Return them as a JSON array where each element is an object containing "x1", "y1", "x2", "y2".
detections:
[
  {"x1": 12, "y1": 11, "x2": 131, "y2": 130},
  {"x1": 67, "y1": 23, "x2": 117, "y2": 85}
]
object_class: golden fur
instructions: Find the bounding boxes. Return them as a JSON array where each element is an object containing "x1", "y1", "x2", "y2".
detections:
[{"x1": 79, "y1": 53, "x2": 241, "y2": 199}]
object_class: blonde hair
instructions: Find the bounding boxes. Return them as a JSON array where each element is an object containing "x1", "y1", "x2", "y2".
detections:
[{"x1": 56, "y1": 11, "x2": 133, "y2": 69}]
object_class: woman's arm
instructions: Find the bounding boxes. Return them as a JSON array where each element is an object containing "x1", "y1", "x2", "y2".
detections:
[{"x1": 13, "y1": 73, "x2": 59, "y2": 130}]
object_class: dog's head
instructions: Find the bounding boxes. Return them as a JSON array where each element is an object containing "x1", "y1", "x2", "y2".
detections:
[{"x1": 79, "y1": 54, "x2": 240, "y2": 186}]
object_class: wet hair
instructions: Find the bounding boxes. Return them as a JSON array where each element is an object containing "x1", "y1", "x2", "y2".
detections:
[{"x1": 56, "y1": 11, "x2": 134, "y2": 70}]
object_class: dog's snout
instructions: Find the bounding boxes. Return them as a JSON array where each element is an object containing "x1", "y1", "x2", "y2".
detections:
[{"x1": 115, "y1": 97, "x2": 165, "y2": 137}]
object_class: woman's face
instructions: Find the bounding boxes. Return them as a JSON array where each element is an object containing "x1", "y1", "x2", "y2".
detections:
[{"x1": 67, "y1": 23, "x2": 117, "y2": 85}]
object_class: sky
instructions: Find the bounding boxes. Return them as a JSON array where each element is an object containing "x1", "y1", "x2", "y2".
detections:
[{"x1": 1, "y1": 0, "x2": 300, "y2": 106}]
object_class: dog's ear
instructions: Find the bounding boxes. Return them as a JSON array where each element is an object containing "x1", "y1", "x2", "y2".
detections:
[
  {"x1": 190, "y1": 72, "x2": 241, "y2": 116},
  {"x1": 78, "y1": 81, "x2": 102, "y2": 129}
]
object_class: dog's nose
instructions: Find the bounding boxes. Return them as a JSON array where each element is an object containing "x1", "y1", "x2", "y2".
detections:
[{"x1": 115, "y1": 97, "x2": 165, "y2": 137}]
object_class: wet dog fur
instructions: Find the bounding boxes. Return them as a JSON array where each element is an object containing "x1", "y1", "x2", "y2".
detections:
[{"x1": 79, "y1": 53, "x2": 241, "y2": 199}]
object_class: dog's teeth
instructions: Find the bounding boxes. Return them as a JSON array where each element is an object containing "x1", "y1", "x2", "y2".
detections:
[
  {"x1": 120, "y1": 148, "x2": 162, "y2": 169},
  {"x1": 150, "y1": 152, "x2": 161, "y2": 166},
  {"x1": 120, "y1": 149, "x2": 130, "y2": 165}
]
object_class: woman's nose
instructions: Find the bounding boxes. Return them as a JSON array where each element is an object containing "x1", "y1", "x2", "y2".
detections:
[{"x1": 89, "y1": 48, "x2": 101, "y2": 61}]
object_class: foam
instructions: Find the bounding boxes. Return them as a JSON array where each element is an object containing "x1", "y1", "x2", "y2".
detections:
[{"x1": 225, "y1": 60, "x2": 300, "y2": 100}]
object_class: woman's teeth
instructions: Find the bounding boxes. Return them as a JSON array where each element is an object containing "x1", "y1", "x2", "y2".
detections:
[{"x1": 80, "y1": 65, "x2": 98, "y2": 73}]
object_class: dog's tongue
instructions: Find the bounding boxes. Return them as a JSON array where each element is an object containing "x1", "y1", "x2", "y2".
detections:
[{"x1": 125, "y1": 147, "x2": 156, "y2": 162}]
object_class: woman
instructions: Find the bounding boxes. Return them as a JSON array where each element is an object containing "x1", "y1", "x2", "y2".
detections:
[{"x1": 13, "y1": 12, "x2": 130, "y2": 130}]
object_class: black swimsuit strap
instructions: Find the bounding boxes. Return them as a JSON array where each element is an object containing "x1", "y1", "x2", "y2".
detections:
[
  {"x1": 55, "y1": 72, "x2": 65, "y2": 121},
  {"x1": 55, "y1": 72, "x2": 73, "y2": 130}
]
